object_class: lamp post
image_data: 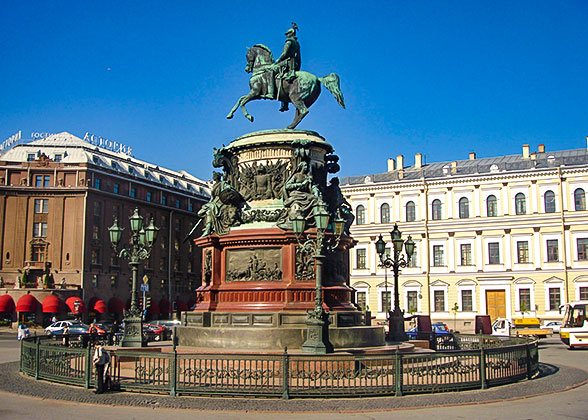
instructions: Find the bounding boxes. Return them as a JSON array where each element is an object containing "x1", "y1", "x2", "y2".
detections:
[
  {"x1": 109, "y1": 208, "x2": 159, "y2": 347},
  {"x1": 292, "y1": 203, "x2": 345, "y2": 354},
  {"x1": 375, "y1": 224, "x2": 415, "y2": 342}
]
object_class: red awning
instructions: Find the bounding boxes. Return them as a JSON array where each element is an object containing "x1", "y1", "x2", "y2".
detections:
[
  {"x1": 159, "y1": 298, "x2": 171, "y2": 314},
  {"x1": 175, "y1": 299, "x2": 188, "y2": 312},
  {"x1": 88, "y1": 297, "x2": 107, "y2": 314},
  {"x1": 108, "y1": 297, "x2": 124, "y2": 314},
  {"x1": 147, "y1": 303, "x2": 160, "y2": 315},
  {"x1": 0, "y1": 295, "x2": 15, "y2": 313},
  {"x1": 42, "y1": 295, "x2": 63, "y2": 313},
  {"x1": 65, "y1": 296, "x2": 85, "y2": 314},
  {"x1": 16, "y1": 294, "x2": 39, "y2": 312}
]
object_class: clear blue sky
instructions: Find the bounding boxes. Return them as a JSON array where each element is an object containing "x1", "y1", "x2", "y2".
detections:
[{"x1": 1, "y1": 1, "x2": 587, "y2": 180}]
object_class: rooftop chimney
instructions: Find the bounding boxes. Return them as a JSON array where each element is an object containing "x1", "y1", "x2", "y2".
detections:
[
  {"x1": 387, "y1": 158, "x2": 396, "y2": 172},
  {"x1": 469, "y1": 152, "x2": 476, "y2": 160},
  {"x1": 396, "y1": 155, "x2": 404, "y2": 170},
  {"x1": 538, "y1": 144, "x2": 545, "y2": 153},
  {"x1": 414, "y1": 153, "x2": 423, "y2": 169},
  {"x1": 451, "y1": 161, "x2": 457, "y2": 174},
  {"x1": 522, "y1": 144, "x2": 530, "y2": 159}
]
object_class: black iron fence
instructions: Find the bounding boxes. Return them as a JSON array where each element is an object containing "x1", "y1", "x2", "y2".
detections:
[{"x1": 20, "y1": 333, "x2": 538, "y2": 398}]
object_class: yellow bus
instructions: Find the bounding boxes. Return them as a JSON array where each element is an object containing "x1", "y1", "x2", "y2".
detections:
[{"x1": 560, "y1": 301, "x2": 588, "y2": 349}]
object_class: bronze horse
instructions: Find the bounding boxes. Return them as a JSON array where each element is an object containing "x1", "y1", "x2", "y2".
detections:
[{"x1": 226, "y1": 44, "x2": 345, "y2": 129}]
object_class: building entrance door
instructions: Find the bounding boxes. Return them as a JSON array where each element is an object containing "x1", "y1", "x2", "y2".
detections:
[{"x1": 486, "y1": 290, "x2": 506, "y2": 321}]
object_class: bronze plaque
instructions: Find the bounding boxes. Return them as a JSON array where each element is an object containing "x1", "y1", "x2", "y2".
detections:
[{"x1": 225, "y1": 248, "x2": 282, "y2": 282}]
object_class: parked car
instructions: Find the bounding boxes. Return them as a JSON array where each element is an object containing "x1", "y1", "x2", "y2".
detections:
[
  {"x1": 47, "y1": 325, "x2": 89, "y2": 336},
  {"x1": 45, "y1": 320, "x2": 88, "y2": 334},
  {"x1": 541, "y1": 320, "x2": 562, "y2": 333},
  {"x1": 406, "y1": 322, "x2": 451, "y2": 340},
  {"x1": 143, "y1": 324, "x2": 169, "y2": 341},
  {"x1": 150, "y1": 319, "x2": 181, "y2": 329}
]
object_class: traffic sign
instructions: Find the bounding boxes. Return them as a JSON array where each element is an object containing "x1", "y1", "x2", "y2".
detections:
[{"x1": 140, "y1": 283, "x2": 149, "y2": 292}]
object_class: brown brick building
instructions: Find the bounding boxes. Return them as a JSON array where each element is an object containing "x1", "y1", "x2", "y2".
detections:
[{"x1": 0, "y1": 132, "x2": 210, "y2": 325}]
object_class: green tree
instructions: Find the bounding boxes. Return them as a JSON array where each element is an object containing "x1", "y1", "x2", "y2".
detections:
[{"x1": 451, "y1": 302, "x2": 459, "y2": 332}]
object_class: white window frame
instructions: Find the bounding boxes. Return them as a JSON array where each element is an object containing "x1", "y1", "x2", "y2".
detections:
[
  {"x1": 456, "y1": 279, "x2": 477, "y2": 313},
  {"x1": 543, "y1": 277, "x2": 565, "y2": 315},
  {"x1": 514, "y1": 277, "x2": 536, "y2": 317},
  {"x1": 430, "y1": 280, "x2": 449, "y2": 314},
  {"x1": 402, "y1": 280, "x2": 422, "y2": 314},
  {"x1": 377, "y1": 282, "x2": 393, "y2": 315},
  {"x1": 352, "y1": 281, "x2": 370, "y2": 311},
  {"x1": 573, "y1": 276, "x2": 588, "y2": 301}
]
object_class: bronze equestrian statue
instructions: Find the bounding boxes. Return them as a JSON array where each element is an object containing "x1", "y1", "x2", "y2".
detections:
[{"x1": 226, "y1": 23, "x2": 345, "y2": 129}]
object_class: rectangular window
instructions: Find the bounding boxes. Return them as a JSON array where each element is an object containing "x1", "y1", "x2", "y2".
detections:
[
  {"x1": 433, "y1": 245, "x2": 444, "y2": 267},
  {"x1": 91, "y1": 249, "x2": 100, "y2": 265},
  {"x1": 356, "y1": 249, "x2": 366, "y2": 269},
  {"x1": 356, "y1": 291, "x2": 366, "y2": 310},
  {"x1": 43, "y1": 175, "x2": 50, "y2": 187},
  {"x1": 580, "y1": 287, "x2": 588, "y2": 301},
  {"x1": 34, "y1": 199, "x2": 48, "y2": 213},
  {"x1": 381, "y1": 291, "x2": 391, "y2": 312},
  {"x1": 93, "y1": 201, "x2": 101, "y2": 216},
  {"x1": 407, "y1": 291, "x2": 418, "y2": 313},
  {"x1": 147, "y1": 192, "x2": 152, "y2": 202},
  {"x1": 54, "y1": 154, "x2": 62, "y2": 162},
  {"x1": 33, "y1": 222, "x2": 48, "y2": 237},
  {"x1": 35, "y1": 176, "x2": 43, "y2": 187},
  {"x1": 176, "y1": 199, "x2": 180, "y2": 209},
  {"x1": 460, "y1": 244, "x2": 472, "y2": 265},
  {"x1": 577, "y1": 238, "x2": 588, "y2": 261},
  {"x1": 114, "y1": 183, "x2": 119, "y2": 194},
  {"x1": 434, "y1": 290, "x2": 445, "y2": 312},
  {"x1": 189, "y1": 201, "x2": 194, "y2": 212},
  {"x1": 31, "y1": 245, "x2": 45, "y2": 262},
  {"x1": 162, "y1": 195, "x2": 167, "y2": 206},
  {"x1": 488, "y1": 242, "x2": 500, "y2": 264},
  {"x1": 517, "y1": 241, "x2": 529, "y2": 263},
  {"x1": 94, "y1": 178, "x2": 101, "y2": 190},
  {"x1": 549, "y1": 287, "x2": 561, "y2": 311},
  {"x1": 130, "y1": 187, "x2": 136, "y2": 198},
  {"x1": 27, "y1": 154, "x2": 35, "y2": 162},
  {"x1": 547, "y1": 239, "x2": 559, "y2": 262},
  {"x1": 519, "y1": 288, "x2": 531, "y2": 312},
  {"x1": 92, "y1": 225, "x2": 100, "y2": 240},
  {"x1": 461, "y1": 289, "x2": 473, "y2": 312}
]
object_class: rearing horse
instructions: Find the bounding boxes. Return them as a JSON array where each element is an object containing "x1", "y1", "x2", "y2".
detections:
[{"x1": 226, "y1": 44, "x2": 345, "y2": 129}]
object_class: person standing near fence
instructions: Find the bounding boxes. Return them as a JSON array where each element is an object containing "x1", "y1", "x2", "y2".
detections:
[{"x1": 92, "y1": 344, "x2": 111, "y2": 394}]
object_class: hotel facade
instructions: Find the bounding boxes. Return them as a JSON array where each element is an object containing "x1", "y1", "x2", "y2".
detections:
[
  {"x1": 341, "y1": 143, "x2": 588, "y2": 332},
  {"x1": 0, "y1": 132, "x2": 210, "y2": 324}
]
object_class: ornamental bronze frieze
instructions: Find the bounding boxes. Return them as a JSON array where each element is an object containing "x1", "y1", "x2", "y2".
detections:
[{"x1": 225, "y1": 248, "x2": 282, "y2": 282}]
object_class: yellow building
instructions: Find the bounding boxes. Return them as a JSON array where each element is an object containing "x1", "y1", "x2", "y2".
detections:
[{"x1": 340, "y1": 143, "x2": 588, "y2": 332}]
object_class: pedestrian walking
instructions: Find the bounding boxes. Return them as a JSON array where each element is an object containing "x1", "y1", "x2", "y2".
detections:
[{"x1": 92, "y1": 344, "x2": 111, "y2": 394}]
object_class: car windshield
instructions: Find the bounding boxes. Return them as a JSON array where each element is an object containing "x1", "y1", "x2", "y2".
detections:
[{"x1": 435, "y1": 324, "x2": 449, "y2": 331}]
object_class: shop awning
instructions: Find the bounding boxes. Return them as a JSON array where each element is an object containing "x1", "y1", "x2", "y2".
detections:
[
  {"x1": 159, "y1": 298, "x2": 171, "y2": 314},
  {"x1": 65, "y1": 296, "x2": 85, "y2": 314},
  {"x1": 108, "y1": 297, "x2": 124, "y2": 314},
  {"x1": 175, "y1": 299, "x2": 188, "y2": 312},
  {"x1": 16, "y1": 294, "x2": 39, "y2": 312},
  {"x1": 42, "y1": 295, "x2": 63, "y2": 313},
  {"x1": 88, "y1": 297, "x2": 107, "y2": 314},
  {"x1": 0, "y1": 295, "x2": 15, "y2": 313}
]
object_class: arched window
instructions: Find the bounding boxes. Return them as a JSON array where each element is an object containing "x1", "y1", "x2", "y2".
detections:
[
  {"x1": 575, "y1": 188, "x2": 586, "y2": 211},
  {"x1": 458, "y1": 197, "x2": 469, "y2": 219},
  {"x1": 406, "y1": 201, "x2": 416, "y2": 222},
  {"x1": 356, "y1": 205, "x2": 366, "y2": 225},
  {"x1": 486, "y1": 195, "x2": 497, "y2": 217},
  {"x1": 380, "y1": 203, "x2": 390, "y2": 224},
  {"x1": 544, "y1": 190, "x2": 556, "y2": 213},
  {"x1": 515, "y1": 193, "x2": 526, "y2": 215},
  {"x1": 432, "y1": 199, "x2": 442, "y2": 220}
]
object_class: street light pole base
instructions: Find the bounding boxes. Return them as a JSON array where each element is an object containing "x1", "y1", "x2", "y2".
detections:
[
  {"x1": 302, "y1": 311, "x2": 334, "y2": 354},
  {"x1": 388, "y1": 309, "x2": 408, "y2": 342},
  {"x1": 120, "y1": 314, "x2": 145, "y2": 348}
]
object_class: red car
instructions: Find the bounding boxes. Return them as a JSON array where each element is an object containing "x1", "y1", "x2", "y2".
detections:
[{"x1": 143, "y1": 324, "x2": 168, "y2": 341}]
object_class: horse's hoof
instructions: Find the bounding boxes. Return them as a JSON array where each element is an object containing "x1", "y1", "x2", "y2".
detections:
[
  {"x1": 226, "y1": 114, "x2": 233, "y2": 119},
  {"x1": 246, "y1": 115, "x2": 254, "y2": 122}
]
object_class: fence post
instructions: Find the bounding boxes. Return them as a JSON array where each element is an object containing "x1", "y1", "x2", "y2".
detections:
[
  {"x1": 85, "y1": 343, "x2": 92, "y2": 389},
  {"x1": 526, "y1": 343, "x2": 532, "y2": 380},
  {"x1": 479, "y1": 344, "x2": 487, "y2": 389},
  {"x1": 170, "y1": 346, "x2": 177, "y2": 396},
  {"x1": 394, "y1": 349, "x2": 403, "y2": 396},
  {"x1": 34, "y1": 337, "x2": 40, "y2": 380},
  {"x1": 282, "y1": 347, "x2": 289, "y2": 400}
]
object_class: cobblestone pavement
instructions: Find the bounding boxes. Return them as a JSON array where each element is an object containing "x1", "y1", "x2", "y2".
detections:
[{"x1": 0, "y1": 335, "x2": 587, "y2": 419}]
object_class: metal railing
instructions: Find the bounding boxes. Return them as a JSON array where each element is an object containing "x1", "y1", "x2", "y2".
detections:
[{"x1": 20, "y1": 333, "x2": 539, "y2": 399}]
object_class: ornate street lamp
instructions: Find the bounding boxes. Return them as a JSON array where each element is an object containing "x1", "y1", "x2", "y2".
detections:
[
  {"x1": 109, "y1": 208, "x2": 159, "y2": 347},
  {"x1": 375, "y1": 224, "x2": 415, "y2": 342},
  {"x1": 293, "y1": 203, "x2": 345, "y2": 354}
]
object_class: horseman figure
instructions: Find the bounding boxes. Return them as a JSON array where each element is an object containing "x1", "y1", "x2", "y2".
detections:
[{"x1": 226, "y1": 22, "x2": 345, "y2": 130}]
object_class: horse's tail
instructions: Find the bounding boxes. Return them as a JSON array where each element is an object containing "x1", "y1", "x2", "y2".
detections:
[{"x1": 319, "y1": 73, "x2": 345, "y2": 109}]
